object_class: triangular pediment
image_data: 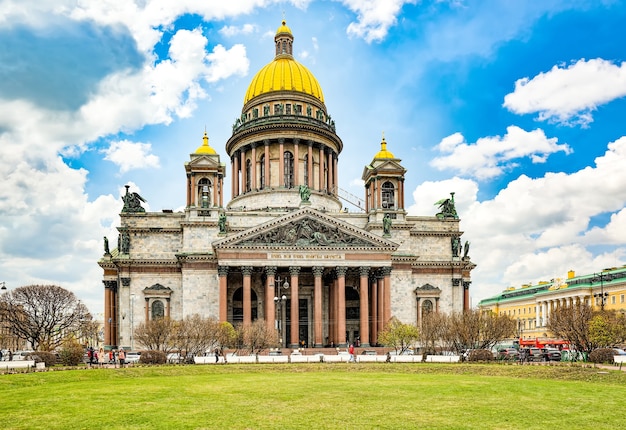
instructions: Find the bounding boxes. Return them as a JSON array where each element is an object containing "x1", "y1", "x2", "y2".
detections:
[
  {"x1": 213, "y1": 207, "x2": 398, "y2": 251},
  {"x1": 362, "y1": 159, "x2": 407, "y2": 180},
  {"x1": 186, "y1": 154, "x2": 223, "y2": 169}
]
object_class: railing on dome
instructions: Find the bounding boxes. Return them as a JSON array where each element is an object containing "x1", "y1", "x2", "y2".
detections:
[{"x1": 232, "y1": 113, "x2": 336, "y2": 135}]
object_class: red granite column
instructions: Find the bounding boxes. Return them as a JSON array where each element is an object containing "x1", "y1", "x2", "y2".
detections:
[
  {"x1": 329, "y1": 280, "x2": 335, "y2": 345},
  {"x1": 251, "y1": 143, "x2": 257, "y2": 190},
  {"x1": 359, "y1": 266, "x2": 370, "y2": 347},
  {"x1": 218, "y1": 266, "x2": 229, "y2": 322},
  {"x1": 265, "y1": 266, "x2": 277, "y2": 334},
  {"x1": 336, "y1": 266, "x2": 347, "y2": 347},
  {"x1": 293, "y1": 139, "x2": 299, "y2": 187},
  {"x1": 307, "y1": 141, "x2": 313, "y2": 187},
  {"x1": 464, "y1": 282, "x2": 470, "y2": 311},
  {"x1": 383, "y1": 267, "x2": 392, "y2": 325},
  {"x1": 104, "y1": 283, "x2": 112, "y2": 345},
  {"x1": 242, "y1": 267, "x2": 252, "y2": 327},
  {"x1": 313, "y1": 266, "x2": 324, "y2": 347},
  {"x1": 318, "y1": 146, "x2": 324, "y2": 191},
  {"x1": 377, "y1": 272, "x2": 384, "y2": 335},
  {"x1": 370, "y1": 276, "x2": 377, "y2": 346},
  {"x1": 240, "y1": 150, "x2": 247, "y2": 193},
  {"x1": 289, "y1": 266, "x2": 300, "y2": 348},
  {"x1": 279, "y1": 138, "x2": 285, "y2": 188},
  {"x1": 264, "y1": 140, "x2": 270, "y2": 188}
]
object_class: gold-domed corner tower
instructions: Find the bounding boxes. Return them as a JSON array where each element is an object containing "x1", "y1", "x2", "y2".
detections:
[{"x1": 226, "y1": 20, "x2": 343, "y2": 212}]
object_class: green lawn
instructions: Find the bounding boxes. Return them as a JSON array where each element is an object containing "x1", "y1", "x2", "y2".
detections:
[{"x1": 1, "y1": 363, "x2": 624, "y2": 429}]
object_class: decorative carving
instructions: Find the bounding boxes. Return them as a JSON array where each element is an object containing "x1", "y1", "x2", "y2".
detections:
[
  {"x1": 335, "y1": 266, "x2": 348, "y2": 277},
  {"x1": 452, "y1": 279, "x2": 461, "y2": 287},
  {"x1": 218, "y1": 266, "x2": 229, "y2": 277},
  {"x1": 239, "y1": 217, "x2": 377, "y2": 247},
  {"x1": 122, "y1": 185, "x2": 146, "y2": 213},
  {"x1": 289, "y1": 266, "x2": 301, "y2": 277},
  {"x1": 312, "y1": 266, "x2": 324, "y2": 277},
  {"x1": 241, "y1": 266, "x2": 253, "y2": 276},
  {"x1": 451, "y1": 236, "x2": 461, "y2": 257},
  {"x1": 121, "y1": 278, "x2": 130, "y2": 287},
  {"x1": 463, "y1": 241, "x2": 470, "y2": 259},
  {"x1": 359, "y1": 266, "x2": 370, "y2": 278},
  {"x1": 120, "y1": 232, "x2": 130, "y2": 254},
  {"x1": 463, "y1": 281, "x2": 471, "y2": 289},
  {"x1": 103, "y1": 280, "x2": 118, "y2": 291}
]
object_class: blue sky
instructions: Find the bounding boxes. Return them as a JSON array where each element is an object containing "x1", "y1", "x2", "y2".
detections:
[{"x1": 2, "y1": 0, "x2": 626, "y2": 316}]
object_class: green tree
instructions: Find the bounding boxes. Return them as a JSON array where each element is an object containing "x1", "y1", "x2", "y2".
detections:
[
  {"x1": 588, "y1": 310, "x2": 626, "y2": 348},
  {"x1": 377, "y1": 317, "x2": 419, "y2": 354}
]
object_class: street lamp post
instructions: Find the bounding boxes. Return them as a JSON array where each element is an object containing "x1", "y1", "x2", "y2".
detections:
[
  {"x1": 593, "y1": 271, "x2": 609, "y2": 311},
  {"x1": 274, "y1": 275, "x2": 289, "y2": 349}
]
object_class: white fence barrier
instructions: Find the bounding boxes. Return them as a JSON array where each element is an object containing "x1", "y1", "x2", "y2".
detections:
[{"x1": 0, "y1": 360, "x2": 37, "y2": 371}]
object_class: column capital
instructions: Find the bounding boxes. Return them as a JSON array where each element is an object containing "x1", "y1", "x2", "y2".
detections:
[
  {"x1": 336, "y1": 266, "x2": 348, "y2": 277},
  {"x1": 289, "y1": 266, "x2": 301, "y2": 276},
  {"x1": 379, "y1": 266, "x2": 392, "y2": 277},
  {"x1": 218, "y1": 266, "x2": 229, "y2": 277},
  {"x1": 312, "y1": 266, "x2": 324, "y2": 277},
  {"x1": 242, "y1": 266, "x2": 253, "y2": 276},
  {"x1": 103, "y1": 280, "x2": 118, "y2": 291},
  {"x1": 265, "y1": 266, "x2": 277, "y2": 277},
  {"x1": 359, "y1": 266, "x2": 370, "y2": 277}
]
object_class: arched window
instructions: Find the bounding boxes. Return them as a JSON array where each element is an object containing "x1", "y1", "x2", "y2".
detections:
[
  {"x1": 152, "y1": 300, "x2": 165, "y2": 319},
  {"x1": 197, "y1": 178, "x2": 211, "y2": 208},
  {"x1": 382, "y1": 181, "x2": 395, "y2": 209},
  {"x1": 259, "y1": 154, "x2": 266, "y2": 189},
  {"x1": 422, "y1": 300, "x2": 433, "y2": 315},
  {"x1": 303, "y1": 154, "x2": 309, "y2": 186},
  {"x1": 284, "y1": 151, "x2": 294, "y2": 188},
  {"x1": 245, "y1": 159, "x2": 251, "y2": 192}
]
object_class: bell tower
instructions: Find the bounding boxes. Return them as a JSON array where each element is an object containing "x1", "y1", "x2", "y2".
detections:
[
  {"x1": 185, "y1": 132, "x2": 226, "y2": 214},
  {"x1": 362, "y1": 135, "x2": 407, "y2": 223}
]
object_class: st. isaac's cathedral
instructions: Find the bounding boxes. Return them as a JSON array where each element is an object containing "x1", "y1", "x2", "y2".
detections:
[{"x1": 99, "y1": 21, "x2": 475, "y2": 350}]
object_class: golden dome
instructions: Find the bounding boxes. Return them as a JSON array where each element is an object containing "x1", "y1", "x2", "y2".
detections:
[
  {"x1": 243, "y1": 20, "x2": 324, "y2": 104},
  {"x1": 194, "y1": 131, "x2": 216, "y2": 155},
  {"x1": 374, "y1": 136, "x2": 395, "y2": 159},
  {"x1": 276, "y1": 19, "x2": 292, "y2": 35}
]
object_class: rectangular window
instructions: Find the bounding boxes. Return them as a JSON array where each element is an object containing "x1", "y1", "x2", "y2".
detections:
[
  {"x1": 611, "y1": 295, "x2": 616, "y2": 304},
  {"x1": 621, "y1": 294, "x2": 624, "y2": 303},
  {"x1": 253, "y1": 108, "x2": 258, "y2": 118},
  {"x1": 285, "y1": 104, "x2": 291, "y2": 114},
  {"x1": 295, "y1": 104, "x2": 302, "y2": 114}
]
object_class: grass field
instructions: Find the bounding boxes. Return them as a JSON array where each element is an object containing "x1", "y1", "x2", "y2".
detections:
[{"x1": 1, "y1": 363, "x2": 625, "y2": 429}]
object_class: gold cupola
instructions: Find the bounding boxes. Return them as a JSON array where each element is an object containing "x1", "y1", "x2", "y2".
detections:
[
  {"x1": 243, "y1": 20, "x2": 324, "y2": 104},
  {"x1": 194, "y1": 131, "x2": 216, "y2": 155}
]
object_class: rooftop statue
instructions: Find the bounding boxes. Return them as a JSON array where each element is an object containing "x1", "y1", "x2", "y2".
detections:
[
  {"x1": 299, "y1": 185, "x2": 311, "y2": 202},
  {"x1": 435, "y1": 192, "x2": 458, "y2": 220},
  {"x1": 121, "y1": 185, "x2": 146, "y2": 213}
]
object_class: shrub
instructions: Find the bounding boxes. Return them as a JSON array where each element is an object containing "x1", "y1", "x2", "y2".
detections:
[
  {"x1": 139, "y1": 350, "x2": 166, "y2": 365},
  {"x1": 467, "y1": 349, "x2": 494, "y2": 362},
  {"x1": 588, "y1": 348, "x2": 617, "y2": 364},
  {"x1": 27, "y1": 351, "x2": 57, "y2": 367},
  {"x1": 58, "y1": 340, "x2": 85, "y2": 366}
]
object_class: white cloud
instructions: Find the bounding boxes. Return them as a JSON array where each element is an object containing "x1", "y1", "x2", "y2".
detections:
[
  {"x1": 103, "y1": 140, "x2": 160, "y2": 173},
  {"x1": 503, "y1": 58, "x2": 626, "y2": 126},
  {"x1": 219, "y1": 23, "x2": 256, "y2": 37},
  {"x1": 430, "y1": 126, "x2": 571, "y2": 180},
  {"x1": 410, "y1": 136, "x2": 626, "y2": 302},
  {"x1": 342, "y1": 0, "x2": 417, "y2": 43}
]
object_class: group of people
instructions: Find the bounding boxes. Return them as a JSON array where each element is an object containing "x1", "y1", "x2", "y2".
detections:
[{"x1": 86, "y1": 346, "x2": 126, "y2": 368}]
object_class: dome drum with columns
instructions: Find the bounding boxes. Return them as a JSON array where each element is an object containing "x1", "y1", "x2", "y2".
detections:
[{"x1": 99, "y1": 21, "x2": 475, "y2": 352}]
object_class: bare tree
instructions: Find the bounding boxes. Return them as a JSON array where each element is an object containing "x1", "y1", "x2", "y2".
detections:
[
  {"x1": 172, "y1": 315, "x2": 222, "y2": 361},
  {"x1": 547, "y1": 303, "x2": 597, "y2": 353},
  {"x1": 377, "y1": 317, "x2": 420, "y2": 354},
  {"x1": 420, "y1": 312, "x2": 451, "y2": 354},
  {"x1": 133, "y1": 317, "x2": 176, "y2": 352},
  {"x1": 0, "y1": 285, "x2": 90, "y2": 351},
  {"x1": 238, "y1": 320, "x2": 279, "y2": 355},
  {"x1": 446, "y1": 310, "x2": 516, "y2": 353}
]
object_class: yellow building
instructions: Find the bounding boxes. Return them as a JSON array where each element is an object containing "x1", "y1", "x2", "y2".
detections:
[{"x1": 478, "y1": 267, "x2": 626, "y2": 341}]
